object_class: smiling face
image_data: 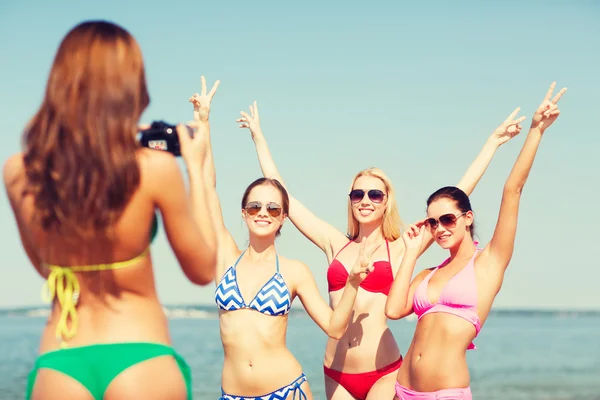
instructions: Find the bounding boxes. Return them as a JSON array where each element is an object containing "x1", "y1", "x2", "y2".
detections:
[
  {"x1": 426, "y1": 197, "x2": 474, "y2": 250},
  {"x1": 241, "y1": 183, "x2": 287, "y2": 239},
  {"x1": 350, "y1": 175, "x2": 388, "y2": 225}
]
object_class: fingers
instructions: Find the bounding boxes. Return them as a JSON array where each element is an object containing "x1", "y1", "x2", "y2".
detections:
[
  {"x1": 138, "y1": 123, "x2": 151, "y2": 131},
  {"x1": 189, "y1": 93, "x2": 201, "y2": 106},
  {"x1": 505, "y1": 107, "x2": 521, "y2": 123},
  {"x1": 544, "y1": 103, "x2": 559, "y2": 117},
  {"x1": 513, "y1": 115, "x2": 527, "y2": 125},
  {"x1": 209, "y1": 80, "x2": 220, "y2": 99},
  {"x1": 253, "y1": 101, "x2": 259, "y2": 119},
  {"x1": 543, "y1": 81, "x2": 556, "y2": 102},
  {"x1": 552, "y1": 87, "x2": 567, "y2": 104},
  {"x1": 201, "y1": 76, "x2": 207, "y2": 96}
]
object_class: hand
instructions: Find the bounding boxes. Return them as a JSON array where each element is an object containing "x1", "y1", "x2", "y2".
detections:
[
  {"x1": 402, "y1": 222, "x2": 426, "y2": 253},
  {"x1": 237, "y1": 101, "x2": 262, "y2": 137},
  {"x1": 189, "y1": 76, "x2": 220, "y2": 122},
  {"x1": 531, "y1": 81, "x2": 567, "y2": 132},
  {"x1": 348, "y1": 240, "x2": 382, "y2": 286},
  {"x1": 489, "y1": 107, "x2": 527, "y2": 146},
  {"x1": 176, "y1": 120, "x2": 208, "y2": 166}
]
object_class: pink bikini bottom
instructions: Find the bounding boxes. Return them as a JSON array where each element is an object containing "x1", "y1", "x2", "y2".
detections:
[{"x1": 395, "y1": 382, "x2": 472, "y2": 400}]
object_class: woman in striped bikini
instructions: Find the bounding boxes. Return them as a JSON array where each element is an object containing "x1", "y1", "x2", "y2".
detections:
[{"x1": 189, "y1": 81, "x2": 375, "y2": 400}]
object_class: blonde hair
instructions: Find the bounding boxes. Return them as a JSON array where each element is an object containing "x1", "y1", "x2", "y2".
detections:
[{"x1": 347, "y1": 168, "x2": 404, "y2": 241}]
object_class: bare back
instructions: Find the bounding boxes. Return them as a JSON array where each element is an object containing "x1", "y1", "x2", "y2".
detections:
[
  {"x1": 4, "y1": 148, "x2": 213, "y2": 400},
  {"x1": 5, "y1": 150, "x2": 175, "y2": 351}
]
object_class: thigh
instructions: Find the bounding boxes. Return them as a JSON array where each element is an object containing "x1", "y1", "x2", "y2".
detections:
[
  {"x1": 365, "y1": 369, "x2": 397, "y2": 400},
  {"x1": 325, "y1": 374, "x2": 357, "y2": 400},
  {"x1": 30, "y1": 369, "x2": 94, "y2": 400},
  {"x1": 104, "y1": 355, "x2": 188, "y2": 400}
]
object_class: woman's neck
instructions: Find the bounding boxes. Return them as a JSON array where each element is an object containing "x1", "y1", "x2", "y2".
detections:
[
  {"x1": 448, "y1": 235, "x2": 477, "y2": 261},
  {"x1": 357, "y1": 223, "x2": 384, "y2": 243},
  {"x1": 247, "y1": 236, "x2": 277, "y2": 261}
]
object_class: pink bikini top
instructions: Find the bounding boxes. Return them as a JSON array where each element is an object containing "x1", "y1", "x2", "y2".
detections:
[{"x1": 413, "y1": 249, "x2": 482, "y2": 350}]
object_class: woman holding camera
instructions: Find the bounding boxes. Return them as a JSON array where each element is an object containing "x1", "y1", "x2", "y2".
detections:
[{"x1": 3, "y1": 20, "x2": 217, "y2": 400}]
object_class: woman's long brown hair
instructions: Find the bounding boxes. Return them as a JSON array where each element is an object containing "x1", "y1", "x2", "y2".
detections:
[{"x1": 22, "y1": 20, "x2": 150, "y2": 238}]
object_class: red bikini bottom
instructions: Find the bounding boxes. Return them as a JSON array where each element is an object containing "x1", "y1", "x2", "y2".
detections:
[{"x1": 323, "y1": 357, "x2": 403, "y2": 400}]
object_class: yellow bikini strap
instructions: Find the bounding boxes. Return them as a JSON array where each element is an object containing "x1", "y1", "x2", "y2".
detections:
[{"x1": 42, "y1": 248, "x2": 149, "y2": 348}]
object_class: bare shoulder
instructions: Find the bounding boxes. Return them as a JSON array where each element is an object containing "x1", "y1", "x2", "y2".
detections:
[
  {"x1": 136, "y1": 149, "x2": 181, "y2": 192},
  {"x1": 137, "y1": 148, "x2": 179, "y2": 175},
  {"x1": 3, "y1": 153, "x2": 25, "y2": 197},
  {"x1": 278, "y1": 255, "x2": 313, "y2": 282},
  {"x1": 412, "y1": 266, "x2": 435, "y2": 282}
]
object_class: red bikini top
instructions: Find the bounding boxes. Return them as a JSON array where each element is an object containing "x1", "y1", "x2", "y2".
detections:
[{"x1": 327, "y1": 240, "x2": 393, "y2": 295}]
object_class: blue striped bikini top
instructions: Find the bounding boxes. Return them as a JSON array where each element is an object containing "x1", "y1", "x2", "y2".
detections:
[{"x1": 214, "y1": 250, "x2": 292, "y2": 316}]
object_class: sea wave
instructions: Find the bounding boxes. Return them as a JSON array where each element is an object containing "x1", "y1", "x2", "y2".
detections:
[{"x1": 1, "y1": 306, "x2": 598, "y2": 319}]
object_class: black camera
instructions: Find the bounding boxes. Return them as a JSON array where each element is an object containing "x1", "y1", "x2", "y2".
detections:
[{"x1": 139, "y1": 121, "x2": 193, "y2": 157}]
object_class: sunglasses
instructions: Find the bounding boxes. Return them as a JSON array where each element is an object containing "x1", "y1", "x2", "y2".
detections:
[
  {"x1": 424, "y1": 212, "x2": 467, "y2": 230},
  {"x1": 244, "y1": 201, "x2": 283, "y2": 218},
  {"x1": 349, "y1": 189, "x2": 386, "y2": 204}
]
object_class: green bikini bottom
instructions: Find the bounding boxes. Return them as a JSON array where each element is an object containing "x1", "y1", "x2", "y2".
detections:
[{"x1": 26, "y1": 342, "x2": 192, "y2": 400}]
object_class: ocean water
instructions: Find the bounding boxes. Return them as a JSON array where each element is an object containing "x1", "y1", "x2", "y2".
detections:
[{"x1": 1, "y1": 307, "x2": 599, "y2": 400}]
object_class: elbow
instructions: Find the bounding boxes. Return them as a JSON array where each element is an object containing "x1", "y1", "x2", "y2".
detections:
[
  {"x1": 327, "y1": 328, "x2": 344, "y2": 340},
  {"x1": 503, "y1": 181, "x2": 524, "y2": 196},
  {"x1": 385, "y1": 305, "x2": 403, "y2": 321},
  {"x1": 187, "y1": 270, "x2": 215, "y2": 286},
  {"x1": 186, "y1": 255, "x2": 217, "y2": 286}
]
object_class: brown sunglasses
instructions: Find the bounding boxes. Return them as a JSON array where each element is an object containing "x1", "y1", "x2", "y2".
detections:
[
  {"x1": 244, "y1": 201, "x2": 283, "y2": 218},
  {"x1": 423, "y1": 212, "x2": 467, "y2": 230}
]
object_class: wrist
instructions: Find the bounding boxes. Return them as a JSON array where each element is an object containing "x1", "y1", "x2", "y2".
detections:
[
  {"x1": 529, "y1": 126, "x2": 544, "y2": 135},
  {"x1": 184, "y1": 159, "x2": 203, "y2": 174},
  {"x1": 251, "y1": 129, "x2": 265, "y2": 141},
  {"x1": 404, "y1": 248, "x2": 420, "y2": 259},
  {"x1": 485, "y1": 136, "x2": 502, "y2": 149},
  {"x1": 345, "y1": 278, "x2": 361, "y2": 289}
]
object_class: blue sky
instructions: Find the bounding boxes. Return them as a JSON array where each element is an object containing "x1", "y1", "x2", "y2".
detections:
[{"x1": 1, "y1": 1, "x2": 598, "y2": 309}]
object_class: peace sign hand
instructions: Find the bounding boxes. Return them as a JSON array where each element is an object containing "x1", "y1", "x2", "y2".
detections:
[
  {"x1": 237, "y1": 101, "x2": 262, "y2": 138},
  {"x1": 490, "y1": 107, "x2": 527, "y2": 146},
  {"x1": 188, "y1": 76, "x2": 220, "y2": 122},
  {"x1": 348, "y1": 240, "x2": 382, "y2": 286},
  {"x1": 531, "y1": 82, "x2": 567, "y2": 132}
]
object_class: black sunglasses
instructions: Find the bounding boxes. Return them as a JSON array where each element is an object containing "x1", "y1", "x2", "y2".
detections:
[
  {"x1": 424, "y1": 212, "x2": 467, "y2": 230},
  {"x1": 349, "y1": 189, "x2": 386, "y2": 204},
  {"x1": 244, "y1": 201, "x2": 283, "y2": 218}
]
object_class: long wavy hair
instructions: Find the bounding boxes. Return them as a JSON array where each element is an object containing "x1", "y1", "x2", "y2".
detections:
[
  {"x1": 22, "y1": 20, "x2": 149, "y2": 238},
  {"x1": 346, "y1": 168, "x2": 404, "y2": 241}
]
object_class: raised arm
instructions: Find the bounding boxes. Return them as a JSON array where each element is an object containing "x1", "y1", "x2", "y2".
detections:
[
  {"x1": 237, "y1": 102, "x2": 347, "y2": 257},
  {"x1": 148, "y1": 140, "x2": 216, "y2": 285},
  {"x1": 296, "y1": 241, "x2": 379, "y2": 338},
  {"x1": 386, "y1": 224, "x2": 427, "y2": 320},
  {"x1": 188, "y1": 77, "x2": 240, "y2": 281},
  {"x1": 487, "y1": 82, "x2": 566, "y2": 271},
  {"x1": 456, "y1": 107, "x2": 526, "y2": 196}
]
